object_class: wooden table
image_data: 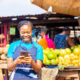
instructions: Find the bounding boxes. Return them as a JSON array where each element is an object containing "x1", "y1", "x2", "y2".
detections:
[
  {"x1": 40, "y1": 67, "x2": 80, "y2": 80},
  {"x1": 57, "y1": 68, "x2": 80, "y2": 80},
  {"x1": 0, "y1": 63, "x2": 9, "y2": 80}
]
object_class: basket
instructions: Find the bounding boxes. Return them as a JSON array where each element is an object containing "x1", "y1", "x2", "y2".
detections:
[{"x1": 39, "y1": 67, "x2": 58, "y2": 80}]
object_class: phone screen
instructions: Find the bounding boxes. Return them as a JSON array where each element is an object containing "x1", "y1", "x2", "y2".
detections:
[{"x1": 20, "y1": 51, "x2": 28, "y2": 57}]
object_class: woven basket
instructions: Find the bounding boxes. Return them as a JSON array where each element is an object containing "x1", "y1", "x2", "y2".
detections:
[{"x1": 39, "y1": 67, "x2": 58, "y2": 80}]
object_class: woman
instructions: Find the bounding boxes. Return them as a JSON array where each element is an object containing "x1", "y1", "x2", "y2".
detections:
[
  {"x1": 7, "y1": 21, "x2": 43, "y2": 80},
  {"x1": 40, "y1": 28, "x2": 55, "y2": 49},
  {"x1": 54, "y1": 27, "x2": 75, "y2": 49}
]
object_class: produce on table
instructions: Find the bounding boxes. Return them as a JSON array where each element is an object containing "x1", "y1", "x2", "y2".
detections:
[
  {"x1": 6, "y1": 44, "x2": 10, "y2": 48},
  {"x1": 59, "y1": 46, "x2": 80, "y2": 67},
  {"x1": 43, "y1": 48, "x2": 59, "y2": 65},
  {"x1": 1, "y1": 54, "x2": 7, "y2": 60},
  {"x1": 43, "y1": 45, "x2": 80, "y2": 67},
  {"x1": 0, "y1": 47, "x2": 3, "y2": 55},
  {"x1": 0, "y1": 44, "x2": 10, "y2": 61},
  {"x1": 3, "y1": 47, "x2": 8, "y2": 55}
]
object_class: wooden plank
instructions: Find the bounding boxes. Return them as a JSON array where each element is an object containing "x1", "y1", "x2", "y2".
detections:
[
  {"x1": 0, "y1": 64, "x2": 9, "y2": 80},
  {"x1": 4, "y1": 69, "x2": 9, "y2": 80},
  {"x1": 57, "y1": 71, "x2": 79, "y2": 80},
  {"x1": 0, "y1": 69, "x2": 4, "y2": 80},
  {"x1": 0, "y1": 64, "x2": 7, "y2": 69},
  {"x1": 78, "y1": 71, "x2": 80, "y2": 80},
  {"x1": 58, "y1": 71, "x2": 79, "y2": 77}
]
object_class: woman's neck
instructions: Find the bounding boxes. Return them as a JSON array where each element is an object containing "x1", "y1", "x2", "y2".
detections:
[{"x1": 22, "y1": 40, "x2": 32, "y2": 43}]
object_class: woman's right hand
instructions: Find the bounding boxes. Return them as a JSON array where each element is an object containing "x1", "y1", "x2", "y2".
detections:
[{"x1": 14, "y1": 56, "x2": 25, "y2": 65}]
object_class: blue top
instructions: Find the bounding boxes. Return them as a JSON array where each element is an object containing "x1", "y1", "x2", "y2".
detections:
[
  {"x1": 7, "y1": 40, "x2": 43, "y2": 62},
  {"x1": 54, "y1": 34, "x2": 68, "y2": 49}
]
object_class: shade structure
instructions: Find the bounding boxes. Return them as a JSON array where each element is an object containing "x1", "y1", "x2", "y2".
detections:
[
  {"x1": 0, "y1": 0, "x2": 47, "y2": 17},
  {"x1": 31, "y1": 0, "x2": 80, "y2": 16}
]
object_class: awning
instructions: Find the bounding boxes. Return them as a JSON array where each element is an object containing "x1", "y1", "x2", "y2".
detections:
[{"x1": 0, "y1": 0, "x2": 47, "y2": 17}]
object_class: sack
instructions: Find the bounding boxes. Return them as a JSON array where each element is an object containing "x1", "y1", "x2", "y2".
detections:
[{"x1": 39, "y1": 67, "x2": 58, "y2": 80}]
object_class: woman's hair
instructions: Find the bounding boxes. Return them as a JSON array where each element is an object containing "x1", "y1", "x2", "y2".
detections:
[
  {"x1": 17, "y1": 20, "x2": 34, "y2": 30},
  {"x1": 41, "y1": 28, "x2": 48, "y2": 33}
]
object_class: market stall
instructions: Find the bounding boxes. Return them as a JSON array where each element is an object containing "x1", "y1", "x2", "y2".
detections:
[
  {"x1": 0, "y1": 0, "x2": 80, "y2": 80},
  {"x1": 0, "y1": 0, "x2": 47, "y2": 80}
]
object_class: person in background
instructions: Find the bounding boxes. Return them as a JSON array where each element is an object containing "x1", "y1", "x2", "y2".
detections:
[
  {"x1": 7, "y1": 21, "x2": 43, "y2": 80},
  {"x1": 40, "y1": 28, "x2": 55, "y2": 49},
  {"x1": 0, "y1": 34, "x2": 5, "y2": 47},
  {"x1": 54, "y1": 27, "x2": 75, "y2": 49}
]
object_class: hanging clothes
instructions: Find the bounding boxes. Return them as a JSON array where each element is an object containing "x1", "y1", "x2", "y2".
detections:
[{"x1": 44, "y1": 35, "x2": 55, "y2": 49}]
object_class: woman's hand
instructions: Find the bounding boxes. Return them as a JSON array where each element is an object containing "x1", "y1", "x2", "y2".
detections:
[
  {"x1": 22, "y1": 55, "x2": 33, "y2": 65},
  {"x1": 14, "y1": 56, "x2": 25, "y2": 65},
  {"x1": 7, "y1": 56, "x2": 27, "y2": 71}
]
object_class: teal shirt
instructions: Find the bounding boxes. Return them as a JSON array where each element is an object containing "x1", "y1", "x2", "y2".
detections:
[{"x1": 7, "y1": 40, "x2": 43, "y2": 62}]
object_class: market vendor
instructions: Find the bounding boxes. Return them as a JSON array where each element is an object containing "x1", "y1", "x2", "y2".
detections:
[
  {"x1": 54, "y1": 27, "x2": 75, "y2": 49},
  {"x1": 0, "y1": 34, "x2": 5, "y2": 47},
  {"x1": 7, "y1": 21, "x2": 43, "y2": 80},
  {"x1": 40, "y1": 28, "x2": 55, "y2": 49}
]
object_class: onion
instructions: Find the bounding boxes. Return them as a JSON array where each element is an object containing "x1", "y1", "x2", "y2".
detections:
[
  {"x1": 0, "y1": 48, "x2": 3, "y2": 54},
  {"x1": 3, "y1": 47, "x2": 8, "y2": 55},
  {"x1": 1, "y1": 54, "x2": 7, "y2": 60}
]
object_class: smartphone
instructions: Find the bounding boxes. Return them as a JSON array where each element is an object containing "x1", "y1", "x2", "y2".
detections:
[{"x1": 20, "y1": 51, "x2": 28, "y2": 57}]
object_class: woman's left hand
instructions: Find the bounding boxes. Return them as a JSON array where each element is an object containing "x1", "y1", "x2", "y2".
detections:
[{"x1": 22, "y1": 54, "x2": 33, "y2": 65}]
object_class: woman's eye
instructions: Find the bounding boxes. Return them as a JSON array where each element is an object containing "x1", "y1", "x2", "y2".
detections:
[
  {"x1": 20, "y1": 31, "x2": 31, "y2": 34},
  {"x1": 27, "y1": 32, "x2": 30, "y2": 34},
  {"x1": 21, "y1": 32, "x2": 24, "y2": 34}
]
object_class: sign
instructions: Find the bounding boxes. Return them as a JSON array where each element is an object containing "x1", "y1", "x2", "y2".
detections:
[{"x1": 10, "y1": 27, "x2": 16, "y2": 35}]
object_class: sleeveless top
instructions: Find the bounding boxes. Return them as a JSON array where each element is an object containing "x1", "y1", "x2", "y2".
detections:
[{"x1": 54, "y1": 34, "x2": 68, "y2": 49}]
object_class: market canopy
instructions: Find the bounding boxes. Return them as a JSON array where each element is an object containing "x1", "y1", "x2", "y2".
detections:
[
  {"x1": 31, "y1": 0, "x2": 80, "y2": 16},
  {"x1": 0, "y1": 0, "x2": 78, "y2": 27},
  {"x1": 0, "y1": 0, "x2": 47, "y2": 17}
]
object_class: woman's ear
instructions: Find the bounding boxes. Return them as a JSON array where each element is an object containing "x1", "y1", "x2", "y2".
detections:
[{"x1": 20, "y1": 31, "x2": 23, "y2": 37}]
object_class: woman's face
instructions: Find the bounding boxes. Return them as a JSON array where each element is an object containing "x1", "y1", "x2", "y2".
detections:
[
  {"x1": 40, "y1": 31, "x2": 45, "y2": 38},
  {"x1": 20, "y1": 25, "x2": 32, "y2": 43},
  {"x1": 66, "y1": 30, "x2": 70, "y2": 36}
]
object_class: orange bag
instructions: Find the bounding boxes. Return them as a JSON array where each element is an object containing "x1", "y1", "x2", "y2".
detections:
[{"x1": 38, "y1": 38, "x2": 48, "y2": 49}]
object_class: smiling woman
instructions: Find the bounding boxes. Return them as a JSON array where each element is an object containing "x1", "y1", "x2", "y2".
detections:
[
  {"x1": 20, "y1": 25, "x2": 32, "y2": 43},
  {"x1": 7, "y1": 21, "x2": 43, "y2": 80}
]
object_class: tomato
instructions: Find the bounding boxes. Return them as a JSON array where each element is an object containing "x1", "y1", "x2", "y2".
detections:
[
  {"x1": 50, "y1": 59, "x2": 57, "y2": 65},
  {"x1": 47, "y1": 53, "x2": 54, "y2": 60},
  {"x1": 65, "y1": 48, "x2": 71, "y2": 54},
  {"x1": 73, "y1": 48, "x2": 80, "y2": 55},
  {"x1": 60, "y1": 49, "x2": 66, "y2": 57},
  {"x1": 44, "y1": 59, "x2": 51, "y2": 65}
]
